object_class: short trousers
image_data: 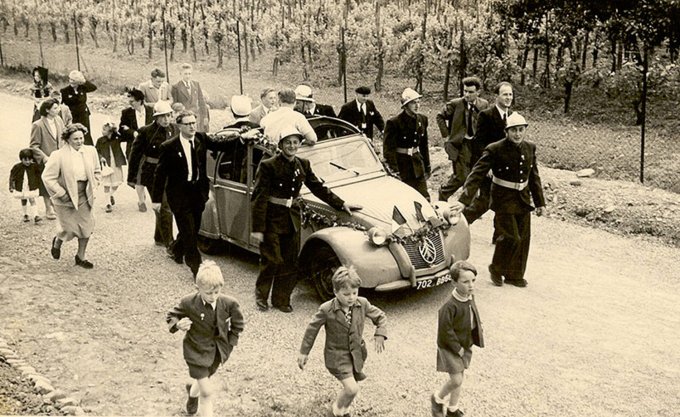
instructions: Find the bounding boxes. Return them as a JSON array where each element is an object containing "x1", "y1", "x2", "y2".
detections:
[
  {"x1": 187, "y1": 351, "x2": 221, "y2": 379},
  {"x1": 327, "y1": 368, "x2": 367, "y2": 382}
]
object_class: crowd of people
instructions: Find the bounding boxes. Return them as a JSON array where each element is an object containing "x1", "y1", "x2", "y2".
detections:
[{"x1": 9, "y1": 64, "x2": 549, "y2": 417}]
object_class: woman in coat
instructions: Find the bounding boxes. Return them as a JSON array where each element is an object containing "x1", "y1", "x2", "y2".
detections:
[
  {"x1": 42, "y1": 123, "x2": 101, "y2": 269},
  {"x1": 30, "y1": 98, "x2": 66, "y2": 220},
  {"x1": 60, "y1": 70, "x2": 97, "y2": 145}
]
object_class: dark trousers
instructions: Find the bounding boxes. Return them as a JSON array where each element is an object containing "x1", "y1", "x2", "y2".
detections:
[
  {"x1": 256, "y1": 232, "x2": 299, "y2": 307},
  {"x1": 490, "y1": 211, "x2": 531, "y2": 282},
  {"x1": 153, "y1": 190, "x2": 174, "y2": 247},
  {"x1": 171, "y1": 203, "x2": 204, "y2": 277},
  {"x1": 439, "y1": 142, "x2": 472, "y2": 201},
  {"x1": 403, "y1": 177, "x2": 430, "y2": 201},
  {"x1": 463, "y1": 177, "x2": 491, "y2": 224}
]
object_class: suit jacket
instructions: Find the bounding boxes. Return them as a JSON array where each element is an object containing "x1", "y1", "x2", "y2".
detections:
[
  {"x1": 30, "y1": 116, "x2": 65, "y2": 164},
  {"x1": 118, "y1": 106, "x2": 154, "y2": 158},
  {"x1": 436, "y1": 97, "x2": 489, "y2": 161},
  {"x1": 383, "y1": 111, "x2": 431, "y2": 180},
  {"x1": 41, "y1": 145, "x2": 101, "y2": 208},
  {"x1": 437, "y1": 295, "x2": 484, "y2": 355},
  {"x1": 300, "y1": 297, "x2": 387, "y2": 374},
  {"x1": 472, "y1": 106, "x2": 511, "y2": 164},
  {"x1": 248, "y1": 104, "x2": 270, "y2": 125},
  {"x1": 251, "y1": 153, "x2": 345, "y2": 234},
  {"x1": 338, "y1": 99, "x2": 385, "y2": 139},
  {"x1": 152, "y1": 132, "x2": 210, "y2": 211},
  {"x1": 167, "y1": 293, "x2": 245, "y2": 367},
  {"x1": 171, "y1": 80, "x2": 209, "y2": 132},
  {"x1": 311, "y1": 103, "x2": 337, "y2": 118},
  {"x1": 459, "y1": 138, "x2": 545, "y2": 214}
]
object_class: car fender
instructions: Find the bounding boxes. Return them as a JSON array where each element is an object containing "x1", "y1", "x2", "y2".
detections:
[{"x1": 300, "y1": 227, "x2": 403, "y2": 288}]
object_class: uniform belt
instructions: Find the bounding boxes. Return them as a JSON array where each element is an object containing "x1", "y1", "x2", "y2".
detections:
[
  {"x1": 395, "y1": 147, "x2": 419, "y2": 155},
  {"x1": 144, "y1": 157, "x2": 159, "y2": 164},
  {"x1": 492, "y1": 175, "x2": 528, "y2": 191},
  {"x1": 269, "y1": 196, "x2": 294, "y2": 207}
]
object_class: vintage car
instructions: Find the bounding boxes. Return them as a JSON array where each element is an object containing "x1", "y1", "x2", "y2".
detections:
[{"x1": 199, "y1": 117, "x2": 470, "y2": 299}]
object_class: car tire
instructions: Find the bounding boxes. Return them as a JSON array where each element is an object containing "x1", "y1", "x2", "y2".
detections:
[
  {"x1": 309, "y1": 245, "x2": 340, "y2": 301},
  {"x1": 197, "y1": 235, "x2": 226, "y2": 255}
]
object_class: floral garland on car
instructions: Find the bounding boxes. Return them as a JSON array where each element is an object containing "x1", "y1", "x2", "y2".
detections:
[{"x1": 299, "y1": 199, "x2": 450, "y2": 245}]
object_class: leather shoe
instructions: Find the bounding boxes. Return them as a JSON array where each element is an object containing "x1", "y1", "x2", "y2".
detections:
[
  {"x1": 75, "y1": 255, "x2": 94, "y2": 269},
  {"x1": 488, "y1": 265, "x2": 503, "y2": 286},
  {"x1": 166, "y1": 246, "x2": 183, "y2": 264},
  {"x1": 256, "y1": 299, "x2": 268, "y2": 312},
  {"x1": 506, "y1": 279, "x2": 528, "y2": 288},
  {"x1": 185, "y1": 383, "x2": 198, "y2": 415},
  {"x1": 446, "y1": 409, "x2": 465, "y2": 417},
  {"x1": 273, "y1": 304, "x2": 293, "y2": 313},
  {"x1": 51, "y1": 237, "x2": 61, "y2": 260}
]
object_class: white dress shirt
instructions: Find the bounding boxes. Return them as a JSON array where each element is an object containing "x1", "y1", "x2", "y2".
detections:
[
  {"x1": 135, "y1": 106, "x2": 147, "y2": 130},
  {"x1": 179, "y1": 135, "x2": 195, "y2": 181},
  {"x1": 70, "y1": 146, "x2": 87, "y2": 181}
]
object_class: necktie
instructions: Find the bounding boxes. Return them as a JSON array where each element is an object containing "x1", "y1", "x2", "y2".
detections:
[
  {"x1": 190, "y1": 140, "x2": 198, "y2": 182},
  {"x1": 344, "y1": 307, "x2": 352, "y2": 325},
  {"x1": 185, "y1": 82, "x2": 191, "y2": 95},
  {"x1": 466, "y1": 104, "x2": 474, "y2": 137},
  {"x1": 503, "y1": 112, "x2": 507, "y2": 125}
]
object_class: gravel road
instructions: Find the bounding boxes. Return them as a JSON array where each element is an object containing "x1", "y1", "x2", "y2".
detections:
[{"x1": 0, "y1": 91, "x2": 679, "y2": 417}]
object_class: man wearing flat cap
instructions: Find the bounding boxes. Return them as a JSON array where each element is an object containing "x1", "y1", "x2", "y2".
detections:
[
  {"x1": 338, "y1": 86, "x2": 385, "y2": 139},
  {"x1": 294, "y1": 84, "x2": 336, "y2": 118},
  {"x1": 383, "y1": 88, "x2": 431, "y2": 200}
]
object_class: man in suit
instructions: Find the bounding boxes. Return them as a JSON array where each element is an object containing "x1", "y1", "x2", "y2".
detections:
[
  {"x1": 171, "y1": 63, "x2": 210, "y2": 133},
  {"x1": 338, "y1": 85, "x2": 385, "y2": 140},
  {"x1": 138, "y1": 68, "x2": 170, "y2": 106},
  {"x1": 128, "y1": 101, "x2": 177, "y2": 246},
  {"x1": 248, "y1": 88, "x2": 278, "y2": 125},
  {"x1": 383, "y1": 88, "x2": 431, "y2": 200},
  {"x1": 294, "y1": 84, "x2": 336, "y2": 118},
  {"x1": 152, "y1": 110, "x2": 209, "y2": 278},
  {"x1": 436, "y1": 77, "x2": 489, "y2": 202},
  {"x1": 463, "y1": 81, "x2": 514, "y2": 224},
  {"x1": 455, "y1": 113, "x2": 545, "y2": 287},
  {"x1": 60, "y1": 70, "x2": 97, "y2": 145}
]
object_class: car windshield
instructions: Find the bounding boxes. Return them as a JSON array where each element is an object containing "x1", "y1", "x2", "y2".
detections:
[{"x1": 299, "y1": 138, "x2": 384, "y2": 182}]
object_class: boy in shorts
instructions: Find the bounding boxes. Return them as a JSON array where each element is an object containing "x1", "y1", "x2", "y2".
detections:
[
  {"x1": 166, "y1": 260, "x2": 245, "y2": 416},
  {"x1": 298, "y1": 267, "x2": 387, "y2": 417}
]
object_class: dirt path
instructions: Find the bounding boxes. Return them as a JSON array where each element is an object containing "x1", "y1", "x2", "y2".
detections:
[{"x1": 0, "y1": 92, "x2": 679, "y2": 417}]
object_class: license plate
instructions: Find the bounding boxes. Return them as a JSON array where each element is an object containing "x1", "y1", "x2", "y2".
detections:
[{"x1": 415, "y1": 273, "x2": 452, "y2": 290}]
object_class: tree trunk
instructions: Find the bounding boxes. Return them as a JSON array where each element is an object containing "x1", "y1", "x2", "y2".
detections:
[
  {"x1": 556, "y1": 45, "x2": 564, "y2": 68},
  {"x1": 564, "y1": 81, "x2": 573, "y2": 113},
  {"x1": 50, "y1": 22, "x2": 57, "y2": 42},
  {"x1": 609, "y1": 36, "x2": 617, "y2": 72},
  {"x1": 416, "y1": 0, "x2": 428, "y2": 92},
  {"x1": 200, "y1": 4, "x2": 209, "y2": 55},
  {"x1": 244, "y1": 23, "x2": 249, "y2": 71},
  {"x1": 532, "y1": 47, "x2": 538, "y2": 80},
  {"x1": 181, "y1": 28, "x2": 187, "y2": 53},
  {"x1": 374, "y1": 0, "x2": 383, "y2": 91},
  {"x1": 147, "y1": 26, "x2": 153, "y2": 59},
  {"x1": 542, "y1": 44, "x2": 551, "y2": 88},
  {"x1": 458, "y1": 25, "x2": 467, "y2": 92},
  {"x1": 443, "y1": 60, "x2": 451, "y2": 101},
  {"x1": 63, "y1": 22, "x2": 70, "y2": 44},
  {"x1": 616, "y1": 40, "x2": 623, "y2": 70},
  {"x1": 90, "y1": 18, "x2": 99, "y2": 48},
  {"x1": 581, "y1": 30, "x2": 589, "y2": 69},
  {"x1": 520, "y1": 43, "x2": 530, "y2": 85}
]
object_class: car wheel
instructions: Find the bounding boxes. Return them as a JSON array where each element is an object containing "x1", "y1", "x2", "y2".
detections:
[
  {"x1": 197, "y1": 235, "x2": 226, "y2": 255},
  {"x1": 309, "y1": 245, "x2": 340, "y2": 301}
]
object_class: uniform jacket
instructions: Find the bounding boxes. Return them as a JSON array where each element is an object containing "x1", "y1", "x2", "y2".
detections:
[
  {"x1": 95, "y1": 134, "x2": 127, "y2": 167},
  {"x1": 171, "y1": 80, "x2": 209, "y2": 132},
  {"x1": 300, "y1": 296, "x2": 387, "y2": 374},
  {"x1": 152, "y1": 132, "x2": 210, "y2": 211},
  {"x1": 338, "y1": 99, "x2": 385, "y2": 139},
  {"x1": 437, "y1": 295, "x2": 484, "y2": 355},
  {"x1": 248, "y1": 104, "x2": 270, "y2": 125},
  {"x1": 459, "y1": 139, "x2": 545, "y2": 214},
  {"x1": 41, "y1": 145, "x2": 101, "y2": 208},
  {"x1": 166, "y1": 293, "x2": 245, "y2": 367},
  {"x1": 9, "y1": 162, "x2": 42, "y2": 192},
  {"x1": 436, "y1": 97, "x2": 489, "y2": 161},
  {"x1": 472, "y1": 106, "x2": 511, "y2": 164},
  {"x1": 30, "y1": 116, "x2": 65, "y2": 164},
  {"x1": 251, "y1": 153, "x2": 345, "y2": 234},
  {"x1": 60, "y1": 82, "x2": 97, "y2": 125},
  {"x1": 127, "y1": 122, "x2": 177, "y2": 187},
  {"x1": 383, "y1": 111, "x2": 431, "y2": 180},
  {"x1": 118, "y1": 106, "x2": 154, "y2": 158}
]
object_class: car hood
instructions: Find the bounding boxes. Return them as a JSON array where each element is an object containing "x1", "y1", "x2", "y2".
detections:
[{"x1": 303, "y1": 175, "x2": 438, "y2": 232}]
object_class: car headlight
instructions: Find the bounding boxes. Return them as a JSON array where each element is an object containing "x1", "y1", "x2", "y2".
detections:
[{"x1": 367, "y1": 227, "x2": 388, "y2": 246}]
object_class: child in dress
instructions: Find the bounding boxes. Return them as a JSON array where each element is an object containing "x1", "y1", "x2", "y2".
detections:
[
  {"x1": 95, "y1": 123, "x2": 126, "y2": 212},
  {"x1": 298, "y1": 267, "x2": 387, "y2": 417},
  {"x1": 431, "y1": 261, "x2": 484, "y2": 417},
  {"x1": 166, "y1": 260, "x2": 245, "y2": 417},
  {"x1": 9, "y1": 148, "x2": 43, "y2": 223}
]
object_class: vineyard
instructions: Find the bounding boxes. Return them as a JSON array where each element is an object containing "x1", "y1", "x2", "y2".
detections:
[{"x1": 0, "y1": 0, "x2": 679, "y2": 192}]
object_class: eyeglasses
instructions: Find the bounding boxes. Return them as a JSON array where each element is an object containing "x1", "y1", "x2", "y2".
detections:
[{"x1": 180, "y1": 122, "x2": 197, "y2": 126}]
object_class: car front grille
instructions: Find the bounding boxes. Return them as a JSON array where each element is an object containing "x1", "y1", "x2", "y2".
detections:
[{"x1": 402, "y1": 229, "x2": 445, "y2": 270}]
